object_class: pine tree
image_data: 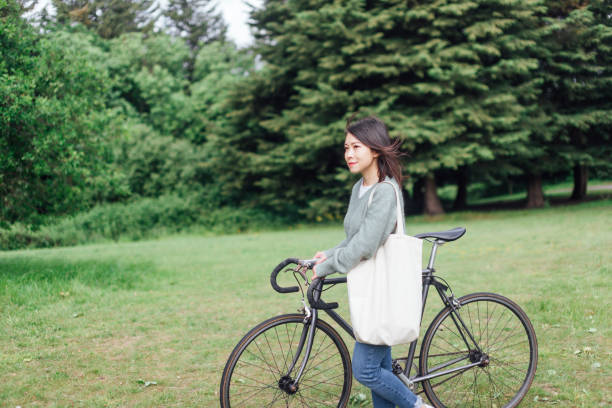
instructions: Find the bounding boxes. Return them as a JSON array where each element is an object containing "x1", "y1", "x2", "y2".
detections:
[
  {"x1": 163, "y1": 0, "x2": 227, "y2": 82},
  {"x1": 538, "y1": 0, "x2": 612, "y2": 202},
  {"x1": 52, "y1": 0, "x2": 158, "y2": 39},
  {"x1": 215, "y1": 0, "x2": 549, "y2": 216}
]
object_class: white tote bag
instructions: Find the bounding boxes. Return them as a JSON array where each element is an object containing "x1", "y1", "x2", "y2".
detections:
[{"x1": 347, "y1": 181, "x2": 423, "y2": 346}]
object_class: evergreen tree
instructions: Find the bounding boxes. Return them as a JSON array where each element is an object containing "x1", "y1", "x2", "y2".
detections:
[
  {"x1": 52, "y1": 0, "x2": 158, "y2": 39},
  {"x1": 15, "y1": 0, "x2": 36, "y2": 14},
  {"x1": 163, "y1": 0, "x2": 227, "y2": 81},
  {"x1": 538, "y1": 0, "x2": 612, "y2": 202},
  {"x1": 215, "y1": 0, "x2": 548, "y2": 216}
]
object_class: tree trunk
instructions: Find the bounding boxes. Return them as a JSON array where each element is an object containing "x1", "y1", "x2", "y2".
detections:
[
  {"x1": 453, "y1": 167, "x2": 468, "y2": 210},
  {"x1": 423, "y1": 173, "x2": 445, "y2": 215},
  {"x1": 526, "y1": 173, "x2": 545, "y2": 208},
  {"x1": 570, "y1": 164, "x2": 588, "y2": 200},
  {"x1": 406, "y1": 177, "x2": 424, "y2": 215}
]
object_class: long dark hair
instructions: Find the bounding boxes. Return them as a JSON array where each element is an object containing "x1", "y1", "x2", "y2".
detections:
[{"x1": 346, "y1": 115, "x2": 404, "y2": 185}]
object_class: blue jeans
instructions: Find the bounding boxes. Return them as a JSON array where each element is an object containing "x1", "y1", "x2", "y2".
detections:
[{"x1": 352, "y1": 342, "x2": 423, "y2": 408}]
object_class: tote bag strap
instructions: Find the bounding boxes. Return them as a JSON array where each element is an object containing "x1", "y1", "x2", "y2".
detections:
[{"x1": 367, "y1": 181, "x2": 405, "y2": 235}]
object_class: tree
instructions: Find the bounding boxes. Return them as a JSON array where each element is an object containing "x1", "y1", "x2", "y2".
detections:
[
  {"x1": 1, "y1": 2, "x2": 111, "y2": 225},
  {"x1": 52, "y1": 0, "x2": 158, "y2": 39},
  {"x1": 538, "y1": 0, "x2": 612, "y2": 201},
  {"x1": 163, "y1": 0, "x2": 227, "y2": 81},
  {"x1": 213, "y1": 0, "x2": 548, "y2": 217}
]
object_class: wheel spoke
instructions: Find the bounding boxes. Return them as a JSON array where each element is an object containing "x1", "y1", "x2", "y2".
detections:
[
  {"x1": 232, "y1": 381, "x2": 278, "y2": 407},
  {"x1": 421, "y1": 296, "x2": 536, "y2": 408},
  {"x1": 273, "y1": 326, "x2": 288, "y2": 374},
  {"x1": 477, "y1": 300, "x2": 483, "y2": 351},
  {"x1": 221, "y1": 316, "x2": 351, "y2": 407},
  {"x1": 250, "y1": 337, "x2": 282, "y2": 377},
  {"x1": 262, "y1": 330, "x2": 283, "y2": 375},
  {"x1": 282, "y1": 320, "x2": 301, "y2": 376},
  {"x1": 232, "y1": 369, "x2": 278, "y2": 389},
  {"x1": 265, "y1": 388, "x2": 284, "y2": 408}
]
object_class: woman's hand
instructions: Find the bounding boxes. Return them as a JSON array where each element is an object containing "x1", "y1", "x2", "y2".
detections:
[
  {"x1": 313, "y1": 251, "x2": 327, "y2": 264},
  {"x1": 312, "y1": 251, "x2": 326, "y2": 280}
]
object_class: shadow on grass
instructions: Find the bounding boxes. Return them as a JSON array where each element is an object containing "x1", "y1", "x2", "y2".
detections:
[
  {"x1": 465, "y1": 191, "x2": 611, "y2": 212},
  {"x1": 0, "y1": 258, "x2": 152, "y2": 289},
  {"x1": 0, "y1": 257, "x2": 157, "y2": 307}
]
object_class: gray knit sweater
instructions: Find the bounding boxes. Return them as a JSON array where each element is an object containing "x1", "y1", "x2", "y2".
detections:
[{"x1": 315, "y1": 176, "x2": 404, "y2": 278}]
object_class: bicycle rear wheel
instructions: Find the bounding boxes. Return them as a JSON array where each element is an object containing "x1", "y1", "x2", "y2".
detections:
[
  {"x1": 420, "y1": 292, "x2": 538, "y2": 408},
  {"x1": 220, "y1": 313, "x2": 352, "y2": 407}
]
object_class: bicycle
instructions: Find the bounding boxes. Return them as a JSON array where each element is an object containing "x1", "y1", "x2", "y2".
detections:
[{"x1": 220, "y1": 227, "x2": 538, "y2": 407}]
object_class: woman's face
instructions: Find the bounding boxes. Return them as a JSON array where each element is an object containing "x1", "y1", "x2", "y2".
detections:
[{"x1": 344, "y1": 132, "x2": 378, "y2": 176}]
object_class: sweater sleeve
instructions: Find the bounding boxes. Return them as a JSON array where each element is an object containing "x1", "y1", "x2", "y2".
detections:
[
  {"x1": 323, "y1": 238, "x2": 348, "y2": 259},
  {"x1": 315, "y1": 183, "x2": 397, "y2": 278}
]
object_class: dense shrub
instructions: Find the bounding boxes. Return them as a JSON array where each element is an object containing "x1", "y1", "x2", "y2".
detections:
[{"x1": 0, "y1": 194, "x2": 294, "y2": 250}]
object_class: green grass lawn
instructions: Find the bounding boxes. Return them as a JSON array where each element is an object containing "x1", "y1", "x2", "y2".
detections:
[{"x1": 1, "y1": 200, "x2": 610, "y2": 407}]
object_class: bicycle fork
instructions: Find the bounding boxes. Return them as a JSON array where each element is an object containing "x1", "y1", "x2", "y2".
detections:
[{"x1": 278, "y1": 309, "x2": 319, "y2": 394}]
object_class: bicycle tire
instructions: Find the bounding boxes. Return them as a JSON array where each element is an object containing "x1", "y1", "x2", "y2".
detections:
[
  {"x1": 220, "y1": 313, "x2": 352, "y2": 407},
  {"x1": 419, "y1": 292, "x2": 538, "y2": 408}
]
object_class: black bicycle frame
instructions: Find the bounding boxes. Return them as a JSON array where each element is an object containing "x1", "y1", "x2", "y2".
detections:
[{"x1": 288, "y1": 240, "x2": 487, "y2": 388}]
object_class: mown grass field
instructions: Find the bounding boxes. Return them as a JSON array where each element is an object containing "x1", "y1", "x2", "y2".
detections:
[{"x1": 1, "y1": 199, "x2": 610, "y2": 407}]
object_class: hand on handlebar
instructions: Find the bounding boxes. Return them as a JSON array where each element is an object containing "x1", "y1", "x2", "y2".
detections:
[
  {"x1": 311, "y1": 251, "x2": 328, "y2": 281},
  {"x1": 313, "y1": 251, "x2": 327, "y2": 264}
]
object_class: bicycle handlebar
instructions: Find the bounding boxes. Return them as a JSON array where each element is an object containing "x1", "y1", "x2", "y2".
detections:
[
  {"x1": 270, "y1": 258, "x2": 301, "y2": 293},
  {"x1": 307, "y1": 278, "x2": 339, "y2": 310},
  {"x1": 270, "y1": 258, "x2": 342, "y2": 310}
]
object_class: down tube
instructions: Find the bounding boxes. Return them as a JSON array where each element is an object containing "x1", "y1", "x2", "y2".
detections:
[{"x1": 324, "y1": 309, "x2": 355, "y2": 339}]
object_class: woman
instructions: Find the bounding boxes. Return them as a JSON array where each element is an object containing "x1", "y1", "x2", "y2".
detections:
[{"x1": 312, "y1": 116, "x2": 431, "y2": 408}]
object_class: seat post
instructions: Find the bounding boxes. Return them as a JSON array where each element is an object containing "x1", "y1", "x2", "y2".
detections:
[{"x1": 427, "y1": 240, "x2": 441, "y2": 270}]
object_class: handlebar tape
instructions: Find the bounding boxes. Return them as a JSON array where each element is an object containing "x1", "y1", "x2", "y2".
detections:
[
  {"x1": 307, "y1": 278, "x2": 339, "y2": 310},
  {"x1": 270, "y1": 258, "x2": 300, "y2": 293}
]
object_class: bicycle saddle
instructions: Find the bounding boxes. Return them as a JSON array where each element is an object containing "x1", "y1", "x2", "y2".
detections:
[{"x1": 414, "y1": 227, "x2": 466, "y2": 242}]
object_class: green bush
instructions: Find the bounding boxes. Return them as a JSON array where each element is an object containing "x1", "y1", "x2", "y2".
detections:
[{"x1": 0, "y1": 194, "x2": 293, "y2": 250}]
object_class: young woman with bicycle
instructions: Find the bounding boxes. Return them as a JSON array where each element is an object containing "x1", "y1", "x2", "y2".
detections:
[
  {"x1": 311, "y1": 115, "x2": 433, "y2": 408},
  {"x1": 220, "y1": 115, "x2": 538, "y2": 408}
]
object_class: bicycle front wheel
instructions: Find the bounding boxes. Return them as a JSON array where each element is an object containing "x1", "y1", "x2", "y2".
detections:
[
  {"x1": 420, "y1": 292, "x2": 538, "y2": 408},
  {"x1": 220, "y1": 313, "x2": 352, "y2": 407}
]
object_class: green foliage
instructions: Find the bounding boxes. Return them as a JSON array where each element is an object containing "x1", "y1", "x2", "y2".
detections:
[
  {"x1": 1, "y1": 13, "x2": 255, "y2": 227},
  {"x1": 2, "y1": 0, "x2": 609, "y2": 232},
  {"x1": 0, "y1": 193, "x2": 295, "y2": 250},
  {"x1": 112, "y1": 118, "x2": 208, "y2": 197},
  {"x1": 189, "y1": 41, "x2": 255, "y2": 144},
  {"x1": 51, "y1": 0, "x2": 158, "y2": 39},
  {"x1": 103, "y1": 33, "x2": 253, "y2": 143},
  {"x1": 213, "y1": 0, "x2": 551, "y2": 217},
  {"x1": 163, "y1": 0, "x2": 227, "y2": 80},
  {"x1": 1, "y1": 6, "x2": 111, "y2": 225},
  {"x1": 538, "y1": 0, "x2": 612, "y2": 174}
]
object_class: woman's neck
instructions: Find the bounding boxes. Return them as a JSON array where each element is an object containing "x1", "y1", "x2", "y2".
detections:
[{"x1": 362, "y1": 167, "x2": 380, "y2": 186}]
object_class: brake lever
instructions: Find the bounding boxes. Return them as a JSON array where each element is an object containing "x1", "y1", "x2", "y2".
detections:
[
  {"x1": 298, "y1": 258, "x2": 318, "y2": 269},
  {"x1": 294, "y1": 266, "x2": 309, "y2": 283},
  {"x1": 296, "y1": 258, "x2": 318, "y2": 285}
]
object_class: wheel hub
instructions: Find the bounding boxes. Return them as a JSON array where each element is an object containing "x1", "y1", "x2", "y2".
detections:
[
  {"x1": 278, "y1": 375, "x2": 299, "y2": 394},
  {"x1": 469, "y1": 350, "x2": 490, "y2": 367}
]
